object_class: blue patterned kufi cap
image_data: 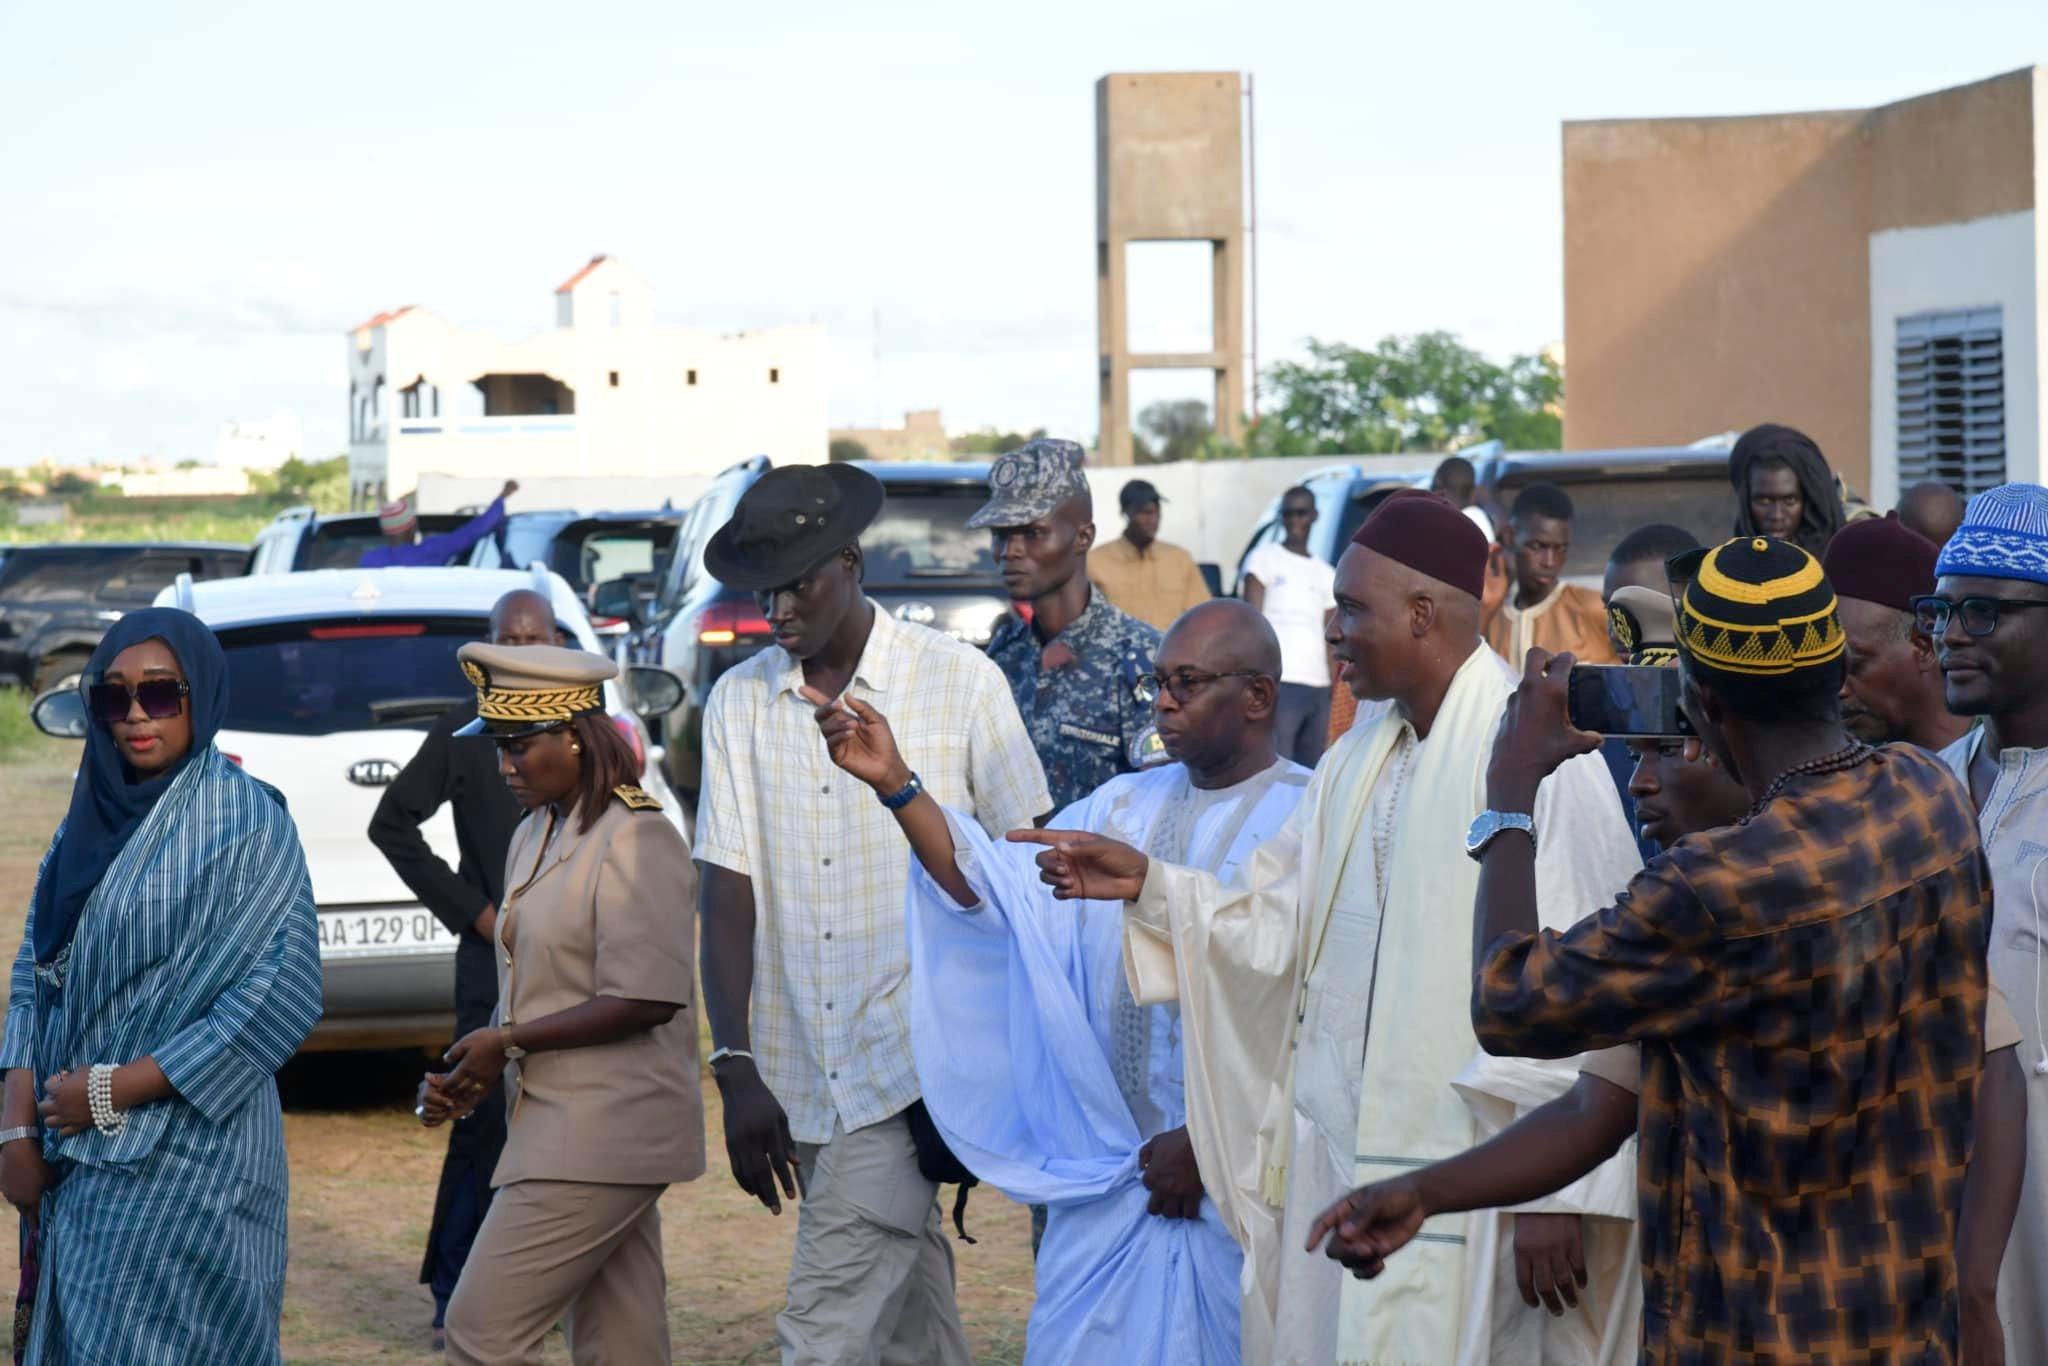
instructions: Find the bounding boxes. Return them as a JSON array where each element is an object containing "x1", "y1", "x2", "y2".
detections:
[
  {"x1": 1935, "y1": 482, "x2": 2048, "y2": 586},
  {"x1": 966, "y1": 439, "x2": 1090, "y2": 530}
]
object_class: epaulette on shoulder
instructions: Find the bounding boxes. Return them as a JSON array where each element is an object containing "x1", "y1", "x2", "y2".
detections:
[{"x1": 613, "y1": 784, "x2": 663, "y2": 812}]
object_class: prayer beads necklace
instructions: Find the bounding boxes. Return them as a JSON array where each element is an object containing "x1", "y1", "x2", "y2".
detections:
[{"x1": 1750, "y1": 739, "x2": 1875, "y2": 814}]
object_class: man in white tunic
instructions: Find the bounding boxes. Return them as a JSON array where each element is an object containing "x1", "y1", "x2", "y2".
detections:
[
  {"x1": 808, "y1": 601, "x2": 1308, "y2": 1363},
  {"x1": 1930, "y1": 481, "x2": 2048, "y2": 1364},
  {"x1": 1014, "y1": 491, "x2": 1642, "y2": 1364}
]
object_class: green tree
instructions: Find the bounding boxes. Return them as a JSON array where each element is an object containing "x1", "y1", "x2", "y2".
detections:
[
  {"x1": 828, "y1": 438, "x2": 872, "y2": 463},
  {"x1": 48, "y1": 471, "x2": 94, "y2": 496},
  {"x1": 1136, "y1": 399, "x2": 1213, "y2": 465},
  {"x1": 1250, "y1": 333, "x2": 1562, "y2": 457},
  {"x1": 951, "y1": 426, "x2": 1048, "y2": 457}
]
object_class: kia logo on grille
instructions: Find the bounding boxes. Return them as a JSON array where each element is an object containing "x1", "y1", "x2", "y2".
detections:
[{"x1": 349, "y1": 759, "x2": 402, "y2": 787}]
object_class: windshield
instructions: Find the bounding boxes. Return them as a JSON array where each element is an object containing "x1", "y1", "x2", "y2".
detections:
[
  {"x1": 217, "y1": 617, "x2": 483, "y2": 735},
  {"x1": 0, "y1": 551, "x2": 118, "y2": 602},
  {"x1": 1499, "y1": 475, "x2": 1737, "y2": 580},
  {"x1": 861, "y1": 491, "x2": 999, "y2": 584},
  {"x1": 561, "y1": 527, "x2": 672, "y2": 592}
]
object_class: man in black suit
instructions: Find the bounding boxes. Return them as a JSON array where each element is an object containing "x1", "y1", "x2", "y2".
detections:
[{"x1": 369, "y1": 587, "x2": 559, "y2": 1349}]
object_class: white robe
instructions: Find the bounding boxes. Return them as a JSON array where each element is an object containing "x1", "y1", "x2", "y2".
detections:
[
  {"x1": 907, "y1": 759, "x2": 1311, "y2": 1365},
  {"x1": 1124, "y1": 648, "x2": 1643, "y2": 1365},
  {"x1": 1941, "y1": 729, "x2": 2048, "y2": 1366}
]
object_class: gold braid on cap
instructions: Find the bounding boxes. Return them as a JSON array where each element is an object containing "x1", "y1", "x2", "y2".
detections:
[
  {"x1": 463, "y1": 658, "x2": 604, "y2": 724},
  {"x1": 1677, "y1": 538, "x2": 1847, "y2": 677}
]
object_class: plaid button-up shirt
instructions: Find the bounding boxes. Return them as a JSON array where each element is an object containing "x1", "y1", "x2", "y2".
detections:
[
  {"x1": 1476, "y1": 744, "x2": 1992, "y2": 1363},
  {"x1": 696, "y1": 603, "x2": 1051, "y2": 1144}
]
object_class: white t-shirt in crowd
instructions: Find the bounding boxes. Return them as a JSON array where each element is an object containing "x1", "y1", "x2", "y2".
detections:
[{"x1": 1243, "y1": 541, "x2": 1338, "y2": 687}]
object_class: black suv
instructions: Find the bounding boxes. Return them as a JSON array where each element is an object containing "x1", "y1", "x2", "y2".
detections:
[
  {"x1": 0, "y1": 542, "x2": 249, "y2": 690},
  {"x1": 626, "y1": 457, "x2": 1008, "y2": 794}
]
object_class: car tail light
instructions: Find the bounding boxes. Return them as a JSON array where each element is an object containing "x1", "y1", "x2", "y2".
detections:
[
  {"x1": 610, "y1": 713, "x2": 647, "y2": 776},
  {"x1": 222, "y1": 753, "x2": 244, "y2": 767},
  {"x1": 696, "y1": 600, "x2": 771, "y2": 647}
]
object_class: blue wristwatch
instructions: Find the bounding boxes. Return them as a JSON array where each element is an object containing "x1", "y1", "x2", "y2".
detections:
[{"x1": 880, "y1": 772, "x2": 925, "y2": 811}]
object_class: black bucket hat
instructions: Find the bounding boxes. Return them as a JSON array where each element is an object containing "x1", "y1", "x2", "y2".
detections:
[{"x1": 704, "y1": 464, "x2": 886, "y2": 592}]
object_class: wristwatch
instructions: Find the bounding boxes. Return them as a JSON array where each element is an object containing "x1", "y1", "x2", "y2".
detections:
[
  {"x1": 0, "y1": 1126, "x2": 35, "y2": 1147},
  {"x1": 1465, "y1": 810, "x2": 1536, "y2": 861},
  {"x1": 499, "y1": 1024, "x2": 527, "y2": 1062}
]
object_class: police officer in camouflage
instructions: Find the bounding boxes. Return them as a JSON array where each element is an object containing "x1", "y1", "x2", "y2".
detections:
[{"x1": 972, "y1": 439, "x2": 1162, "y2": 815}]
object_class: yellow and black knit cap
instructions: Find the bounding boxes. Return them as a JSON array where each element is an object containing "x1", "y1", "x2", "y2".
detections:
[{"x1": 1667, "y1": 536, "x2": 1846, "y2": 677}]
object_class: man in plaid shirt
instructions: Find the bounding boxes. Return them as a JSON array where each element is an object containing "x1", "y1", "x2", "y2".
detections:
[
  {"x1": 693, "y1": 465, "x2": 1050, "y2": 1366},
  {"x1": 1312, "y1": 536, "x2": 2018, "y2": 1363}
]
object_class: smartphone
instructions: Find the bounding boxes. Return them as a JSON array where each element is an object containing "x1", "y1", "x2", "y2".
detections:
[{"x1": 1566, "y1": 665, "x2": 1693, "y2": 740}]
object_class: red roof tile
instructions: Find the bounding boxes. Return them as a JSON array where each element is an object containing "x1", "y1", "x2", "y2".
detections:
[
  {"x1": 350, "y1": 304, "x2": 415, "y2": 334},
  {"x1": 553, "y1": 254, "x2": 609, "y2": 294}
]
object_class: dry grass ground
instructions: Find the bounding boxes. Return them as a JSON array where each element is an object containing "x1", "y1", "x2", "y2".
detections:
[{"x1": 0, "y1": 727, "x2": 1035, "y2": 1363}]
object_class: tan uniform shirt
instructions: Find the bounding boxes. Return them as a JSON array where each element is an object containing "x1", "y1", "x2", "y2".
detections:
[
  {"x1": 493, "y1": 791, "x2": 704, "y2": 1188},
  {"x1": 1088, "y1": 536, "x2": 1210, "y2": 631}
]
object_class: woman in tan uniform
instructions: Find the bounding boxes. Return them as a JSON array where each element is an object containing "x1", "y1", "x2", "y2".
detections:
[{"x1": 418, "y1": 642, "x2": 702, "y2": 1365}]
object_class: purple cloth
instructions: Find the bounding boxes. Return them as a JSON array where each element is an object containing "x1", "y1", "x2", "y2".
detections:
[{"x1": 359, "y1": 499, "x2": 507, "y2": 569}]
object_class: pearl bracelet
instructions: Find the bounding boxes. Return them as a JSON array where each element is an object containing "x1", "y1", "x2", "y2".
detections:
[{"x1": 88, "y1": 1063, "x2": 127, "y2": 1138}]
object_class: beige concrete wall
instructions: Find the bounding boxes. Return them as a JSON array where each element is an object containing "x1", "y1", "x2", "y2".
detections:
[
  {"x1": 1563, "y1": 110, "x2": 1873, "y2": 485},
  {"x1": 1564, "y1": 68, "x2": 2039, "y2": 499},
  {"x1": 831, "y1": 409, "x2": 950, "y2": 461}
]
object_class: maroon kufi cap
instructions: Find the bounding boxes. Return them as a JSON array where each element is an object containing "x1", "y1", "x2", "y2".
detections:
[
  {"x1": 1820, "y1": 513, "x2": 1938, "y2": 615},
  {"x1": 1349, "y1": 489, "x2": 1488, "y2": 599}
]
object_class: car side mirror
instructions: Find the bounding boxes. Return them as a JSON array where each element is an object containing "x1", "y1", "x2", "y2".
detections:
[
  {"x1": 31, "y1": 687, "x2": 88, "y2": 739},
  {"x1": 1198, "y1": 562, "x2": 1223, "y2": 597},
  {"x1": 591, "y1": 577, "x2": 639, "y2": 623},
  {"x1": 621, "y1": 665, "x2": 685, "y2": 720}
]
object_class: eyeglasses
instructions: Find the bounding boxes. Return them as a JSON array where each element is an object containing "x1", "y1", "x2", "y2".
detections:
[
  {"x1": 1910, "y1": 594, "x2": 2048, "y2": 638},
  {"x1": 88, "y1": 678, "x2": 190, "y2": 725},
  {"x1": 1134, "y1": 668, "x2": 1268, "y2": 705}
]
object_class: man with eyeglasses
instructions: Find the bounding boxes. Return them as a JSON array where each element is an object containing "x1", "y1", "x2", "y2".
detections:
[
  {"x1": 692, "y1": 464, "x2": 1051, "y2": 1366},
  {"x1": 1012, "y1": 491, "x2": 1641, "y2": 1363},
  {"x1": 1242, "y1": 485, "x2": 1339, "y2": 767},
  {"x1": 1931, "y1": 481, "x2": 2048, "y2": 1365},
  {"x1": 1821, "y1": 515, "x2": 1967, "y2": 754},
  {"x1": 803, "y1": 598, "x2": 1307, "y2": 1362}
]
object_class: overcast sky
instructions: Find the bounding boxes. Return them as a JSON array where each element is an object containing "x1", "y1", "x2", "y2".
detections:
[{"x1": 5, "y1": 0, "x2": 2047, "y2": 466}]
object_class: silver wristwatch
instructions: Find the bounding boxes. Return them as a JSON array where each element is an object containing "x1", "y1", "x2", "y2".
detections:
[
  {"x1": 1465, "y1": 810, "x2": 1536, "y2": 861},
  {"x1": 0, "y1": 1126, "x2": 35, "y2": 1147}
]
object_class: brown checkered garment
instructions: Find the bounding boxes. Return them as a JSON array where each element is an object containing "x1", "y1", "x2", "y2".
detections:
[{"x1": 1475, "y1": 743, "x2": 1992, "y2": 1364}]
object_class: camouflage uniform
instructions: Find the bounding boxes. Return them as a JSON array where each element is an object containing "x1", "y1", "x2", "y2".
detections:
[
  {"x1": 985, "y1": 591, "x2": 1161, "y2": 812},
  {"x1": 970, "y1": 439, "x2": 1163, "y2": 813}
]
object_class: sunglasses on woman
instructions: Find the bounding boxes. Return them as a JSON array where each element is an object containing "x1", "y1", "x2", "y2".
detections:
[{"x1": 88, "y1": 678, "x2": 191, "y2": 725}]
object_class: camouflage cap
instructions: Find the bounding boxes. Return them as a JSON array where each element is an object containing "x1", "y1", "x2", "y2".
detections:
[{"x1": 966, "y1": 438, "x2": 1091, "y2": 530}]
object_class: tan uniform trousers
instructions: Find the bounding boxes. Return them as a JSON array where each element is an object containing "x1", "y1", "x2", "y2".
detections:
[
  {"x1": 445, "y1": 1178, "x2": 668, "y2": 1366},
  {"x1": 776, "y1": 1111, "x2": 972, "y2": 1366}
]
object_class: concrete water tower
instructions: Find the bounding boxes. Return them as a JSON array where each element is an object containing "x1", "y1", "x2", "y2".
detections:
[{"x1": 1095, "y1": 72, "x2": 1247, "y2": 466}]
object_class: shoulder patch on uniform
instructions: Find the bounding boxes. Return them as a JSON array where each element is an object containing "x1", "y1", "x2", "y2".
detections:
[{"x1": 613, "y1": 784, "x2": 663, "y2": 812}]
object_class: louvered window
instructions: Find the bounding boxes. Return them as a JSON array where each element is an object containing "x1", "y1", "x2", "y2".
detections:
[{"x1": 1896, "y1": 307, "x2": 2005, "y2": 494}]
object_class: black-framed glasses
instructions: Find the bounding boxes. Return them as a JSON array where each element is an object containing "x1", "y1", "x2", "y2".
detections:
[
  {"x1": 1911, "y1": 594, "x2": 2048, "y2": 639},
  {"x1": 88, "y1": 678, "x2": 190, "y2": 725},
  {"x1": 1134, "y1": 668, "x2": 1268, "y2": 705}
]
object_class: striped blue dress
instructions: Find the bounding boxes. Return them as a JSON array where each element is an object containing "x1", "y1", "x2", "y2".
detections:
[{"x1": 0, "y1": 746, "x2": 323, "y2": 1365}]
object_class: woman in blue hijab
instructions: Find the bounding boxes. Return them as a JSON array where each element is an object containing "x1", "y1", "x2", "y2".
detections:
[{"x1": 0, "y1": 608, "x2": 322, "y2": 1364}]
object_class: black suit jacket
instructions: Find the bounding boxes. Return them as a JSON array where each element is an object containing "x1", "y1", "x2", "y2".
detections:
[{"x1": 367, "y1": 704, "x2": 524, "y2": 1028}]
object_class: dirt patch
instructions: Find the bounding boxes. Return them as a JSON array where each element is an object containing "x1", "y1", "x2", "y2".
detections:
[{"x1": 0, "y1": 736, "x2": 1035, "y2": 1363}]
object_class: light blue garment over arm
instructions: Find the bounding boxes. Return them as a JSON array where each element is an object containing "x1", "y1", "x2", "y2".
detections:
[{"x1": 906, "y1": 803, "x2": 1240, "y2": 1365}]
